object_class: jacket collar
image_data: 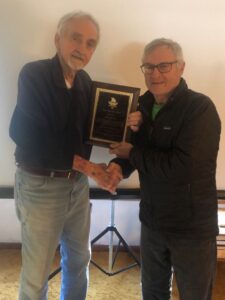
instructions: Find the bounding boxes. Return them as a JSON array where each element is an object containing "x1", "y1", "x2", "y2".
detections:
[
  {"x1": 51, "y1": 54, "x2": 67, "y2": 89},
  {"x1": 168, "y1": 78, "x2": 188, "y2": 103},
  {"x1": 142, "y1": 78, "x2": 188, "y2": 105}
]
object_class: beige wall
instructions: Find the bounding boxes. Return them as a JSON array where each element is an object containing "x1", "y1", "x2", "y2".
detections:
[{"x1": 0, "y1": 0, "x2": 224, "y2": 188}]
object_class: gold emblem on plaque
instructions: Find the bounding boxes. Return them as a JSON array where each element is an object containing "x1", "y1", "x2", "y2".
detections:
[{"x1": 108, "y1": 97, "x2": 118, "y2": 109}]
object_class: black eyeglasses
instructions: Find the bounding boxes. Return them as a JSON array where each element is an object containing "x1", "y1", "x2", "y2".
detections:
[{"x1": 140, "y1": 61, "x2": 178, "y2": 74}]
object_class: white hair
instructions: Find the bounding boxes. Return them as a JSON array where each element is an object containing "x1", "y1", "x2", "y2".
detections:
[
  {"x1": 56, "y1": 11, "x2": 100, "y2": 41},
  {"x1": 143, "y1": 38, "x2": 184, "y2": 62}
]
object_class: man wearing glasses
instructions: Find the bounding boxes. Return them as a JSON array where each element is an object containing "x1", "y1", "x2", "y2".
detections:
[{"x1": 109, "y1": 38, "x2": 221, "y2": 299}]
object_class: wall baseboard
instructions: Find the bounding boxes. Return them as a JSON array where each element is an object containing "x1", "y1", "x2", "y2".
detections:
[{"x1": 0, "y1": 243, "x2": 22, "y2": 249}]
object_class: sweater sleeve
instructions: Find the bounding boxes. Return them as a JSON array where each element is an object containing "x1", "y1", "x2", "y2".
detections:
[{"x1": 9, "y1": 64, "x2": 49, "y2": 155}]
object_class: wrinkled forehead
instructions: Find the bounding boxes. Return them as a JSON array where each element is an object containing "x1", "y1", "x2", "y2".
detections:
[{"x1": 60, "y1": 17, "x2": 99, "y2": 40}]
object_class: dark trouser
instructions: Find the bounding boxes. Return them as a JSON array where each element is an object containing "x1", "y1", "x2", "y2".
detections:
[{"x1": 141, "y1": 223, "x2": 217, "y2": 300}]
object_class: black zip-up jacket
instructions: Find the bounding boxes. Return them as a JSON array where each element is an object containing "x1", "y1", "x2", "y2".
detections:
[
  {"x1": 9, "y1": 55, "x2": 92, "y2": 170},
  {"x1": 116, "y1": 79, "x2": 221, "y2": 239}
]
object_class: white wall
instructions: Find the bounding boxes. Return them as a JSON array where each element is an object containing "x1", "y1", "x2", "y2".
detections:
[{"x1": 0, "y1": 0, "x2": 224, "y2": 188}]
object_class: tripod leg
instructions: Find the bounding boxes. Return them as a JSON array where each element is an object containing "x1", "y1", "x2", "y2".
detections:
[
  {"x1": 48, "y1": 266, "x2": 61, "y2": 281},
  {"x1": 112, "y1": 240, "x2": 122, "y2": 268},
  {"x1": 108, "y1": 227, "x2": 114, "y2": 273},
  {"x1": 91, "y1": 227, "x2": 110, "y2": 245},
  {"x1": 114, "y1": 228, "x2": 140, "y2": 265}
]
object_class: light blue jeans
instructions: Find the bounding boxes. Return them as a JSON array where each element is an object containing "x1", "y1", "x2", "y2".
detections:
[{"x1": 15, "y1": 168, "x2": 91, "y2": 300}]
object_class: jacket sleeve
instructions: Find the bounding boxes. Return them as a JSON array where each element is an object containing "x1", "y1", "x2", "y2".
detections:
[
  {"x1": 110, "y1": 157, "x2": 135, "y2": 178},
  {"x1": 9, "y1": 64, "x2": 49, "y2": 155},
  {"x1": 129, "y1": 97, "x2": 221, "y2": 181}
]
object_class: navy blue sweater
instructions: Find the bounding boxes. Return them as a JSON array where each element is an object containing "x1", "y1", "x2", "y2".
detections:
[{"x1": 9, "y1": 55, "x2": 92, "y2": 170}]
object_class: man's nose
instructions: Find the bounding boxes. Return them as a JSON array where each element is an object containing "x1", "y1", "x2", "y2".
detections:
[
  {"x1": 75, "y1": 41, "x2": 86, "y2": 53},
  {"x1": 151, "y1": 66, "x2": 161, "y2": 76}
]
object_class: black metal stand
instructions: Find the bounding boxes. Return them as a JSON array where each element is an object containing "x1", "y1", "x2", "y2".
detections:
[
  {"x1": 48, "y1": 265, "x2": 61, "y2": 281},
  {"x1": 90, "y1": 197, "x2": 140, "y2": 276},
  {"x1": 48, "y1": 197, "x2": 140, "y2": 280}
]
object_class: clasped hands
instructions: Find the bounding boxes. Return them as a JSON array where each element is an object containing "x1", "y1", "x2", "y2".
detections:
[
  {"x1": 73, "y1": 156, "x2": 123, "y2": 194},
  {"x1": 73, "y1": 111, "x2": 142, "y2": 194}
]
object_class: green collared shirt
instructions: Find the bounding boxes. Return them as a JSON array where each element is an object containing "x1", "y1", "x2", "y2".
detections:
[{"x1": 152, "y1": 102, "x2": 164, "y2": 120}]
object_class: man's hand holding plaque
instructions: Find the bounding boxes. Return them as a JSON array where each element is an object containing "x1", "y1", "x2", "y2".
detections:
[
  {"x1": 86, "y1": 82, "x2": 140, "y2": 147},
  {"x1": 127, "y1": 111, "x2": 143, "y2": 132}
]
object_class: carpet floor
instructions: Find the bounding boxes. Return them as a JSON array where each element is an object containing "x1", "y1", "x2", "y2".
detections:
[{"x1": 0, "y1": 249, "x2": 225, "y2": 299}]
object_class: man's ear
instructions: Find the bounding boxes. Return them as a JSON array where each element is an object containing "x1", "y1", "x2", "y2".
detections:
[
  {"x1": 54, "y1": 33, "x2": 60, "y2": 49},
  {"x1": 180, "y1": 61, "x2": 185, "y2": 74}
]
